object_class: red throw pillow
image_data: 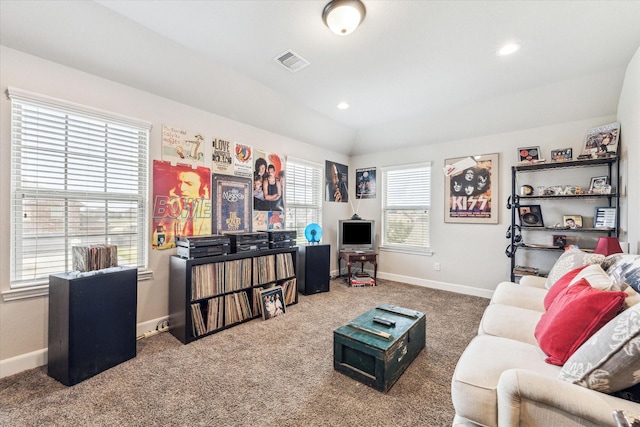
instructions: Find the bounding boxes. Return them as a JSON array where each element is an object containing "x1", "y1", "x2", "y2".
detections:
[
  {"x1": 543, "y1": 265, "x2": 589, "y2": 310},
  {"x1": 535, "y1": 279, "x2": 626, "y2": 366}
]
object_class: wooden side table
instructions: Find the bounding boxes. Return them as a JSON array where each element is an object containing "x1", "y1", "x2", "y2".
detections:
[{"x1": 339, "y1": 251, "x2": 378, "y2": 286}]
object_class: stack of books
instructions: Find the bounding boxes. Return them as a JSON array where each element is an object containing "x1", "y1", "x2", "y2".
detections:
[{"x1": 351, "y1": 272, "x2": 376, "y2": 287}]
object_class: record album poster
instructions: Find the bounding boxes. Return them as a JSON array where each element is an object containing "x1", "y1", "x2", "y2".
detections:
[
  {"x1": 212, "y1": 137, "x2": 234, "y2": 175},
  {"x1": 253, "y1": 150, "x2": 285, "y2": 212},
  {"x1": 326, "y1": 160, "x2": 349, "y2": 203},
  {"x1": 152, "y1": 160, "x2": 212, "y2": 249},
  {"x1": 233, "y1": 143, "x2": 253, "y2": 178},
  {"x1": 213, "y1": 174, "x2": 251, "y2": 234},
  {"x1": 356, "y1": 167, "x2": 376, "y2": 199},
  {"x1": 161, "y1": 125, "x2": 205, "y2": 167},
  {"x1": 444, "y1": 153, "x2": 498, "y2": 224}
]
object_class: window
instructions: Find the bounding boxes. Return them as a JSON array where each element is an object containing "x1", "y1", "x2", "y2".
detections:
[
  {"x1": 285, "y1": 158, "x2": 323, "y2": 244},
  {"x1": 381, "y1": 163, "x2": 431, "y2": 254},
  {"x1": 8, "y1": 88, "x2": 150, "y2": 289}
]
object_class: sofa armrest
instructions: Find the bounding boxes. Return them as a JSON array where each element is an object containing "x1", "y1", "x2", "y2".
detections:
[
  {"x1": 498, "y1": 369, "x2": 640, "y2": 427},
  {"x1": 518, "y1": 275, "x2": 547, "y2": 289}
]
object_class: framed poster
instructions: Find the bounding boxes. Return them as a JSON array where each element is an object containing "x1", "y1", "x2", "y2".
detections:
[
  {"x1": 518, "y1": 146, "x2": 541, "y2": 163},
  {"x1": 582, "y1": 122, "x2": 620, "y2": 158},
  {"x1": 445, "y1": 153, "x2": 498, "y2": 224},
  {"x1": 212, "y1": 174, "x2": 251, "y2": 234},
  {"x1": 326, "y1": 160, "x2": 349, "y2": 203},
  {"x1": 161, "y1": 125, "x2": 205, "y2": 167},
  {"x1": 260, "y1": 286, "x2": 286, "y2": 320},
  {"x1": 356, "y1": 167, "x2": 376, "y2": 199}
]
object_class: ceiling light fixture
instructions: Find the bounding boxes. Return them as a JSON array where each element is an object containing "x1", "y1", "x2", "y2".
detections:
[
  {"x1": 322, "y1": 0, "x2": 366, "y2": 36},
  {"x1": 337, "y1": 102, "x2": 350, "y2": 110},
  {"x1": 496, "y1": 42, "x2": 521, "y2": 56}
]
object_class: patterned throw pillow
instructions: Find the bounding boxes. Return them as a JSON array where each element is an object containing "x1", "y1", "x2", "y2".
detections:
[
  {"x1": 605, "y1": 254, "x2": 640, "y2": 293},
  {"x1": 545, "y1": 249, "x2": 605, "y2": 289},
  {"x1": 558, "y1": 303, "x2": 640, "y2": 393}
]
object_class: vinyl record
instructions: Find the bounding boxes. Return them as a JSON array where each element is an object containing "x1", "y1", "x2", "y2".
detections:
[
  {"x1": 522, "y1": 213, "x2": 538, "y2": 225},
  {"x1": 304, "y1": 223, "x2": 322, "y2": 243}
]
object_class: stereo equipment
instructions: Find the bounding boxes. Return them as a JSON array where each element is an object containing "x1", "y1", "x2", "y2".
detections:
[
  {"x1": 176, "y1": 235, "x2": 231, "y2": 259},
  {"x1": 268, "y1": 230, "x2": 297, "y2": 249},
  {"x1": 224, "y1": 232, "x2": 269, "y2": 253}
]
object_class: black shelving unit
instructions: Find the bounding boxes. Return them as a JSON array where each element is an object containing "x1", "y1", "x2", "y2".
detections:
[
  {"x1": 169, "y1": 247, "x2": 298, "y2": 344},
  {"x1": 507, "y1": 157, "x2": 620, "y2": 282}
]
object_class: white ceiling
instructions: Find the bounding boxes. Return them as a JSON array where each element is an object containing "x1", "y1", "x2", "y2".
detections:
[{"x1": 2, "y1": 1, "x2": 640, "y2": 155}]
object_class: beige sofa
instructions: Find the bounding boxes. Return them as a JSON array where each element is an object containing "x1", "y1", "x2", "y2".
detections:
[{"x1": 451, "y1": 251, "x2": 640, "y2": 427}]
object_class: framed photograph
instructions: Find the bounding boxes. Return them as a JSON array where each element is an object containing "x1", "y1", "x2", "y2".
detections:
[
  {"x1": 550, "y1": 148, "x2": 573, "y2": 162},
  {"x1": 552, "y1": 235, "x2": 567, "y2": 248},
  {"x1": 444, "y1": 153, "x2": 498, "y2": 224},
  {"x1": 260, "y1": 286, "x2": 286, "y2": 320},
  {"x1": 563, "y1": 215, "x2": 583, "y2": 229},
  {"x1": 595, "y1": 207, "x2": 616, "y2": 229},
  {"x1": 582, "y1": 122, "x2": 620, "y2": 158},
  {"x1": 518, "y1": 146, "x2": 541, "y2": 163},
  {"x1": 518, "y1": 205, "x2": 544, "y2": 227},
  {"x1": 589, "y1": 176, "x2": 609, "y2": 193}
]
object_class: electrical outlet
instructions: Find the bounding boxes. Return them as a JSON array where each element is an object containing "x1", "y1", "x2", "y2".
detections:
[{"x1": 434, "y1": 262, "x2": 441, "y2": 271}]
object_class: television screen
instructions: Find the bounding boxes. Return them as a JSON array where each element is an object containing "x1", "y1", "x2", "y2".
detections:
[{"x1": 338, "y1": 220, "x2": 375, "y2": 251}]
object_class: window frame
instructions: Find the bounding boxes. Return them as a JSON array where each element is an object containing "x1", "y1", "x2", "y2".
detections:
[
  {"x1": 380, "y1": 162, "x2": 432, "y2": 255},
  {"x1": 284, "y1": 157, "x2": 323, "y2": 244},
  {"x1": 6, "y1": 87, "x2": 151, "y2": 298}
]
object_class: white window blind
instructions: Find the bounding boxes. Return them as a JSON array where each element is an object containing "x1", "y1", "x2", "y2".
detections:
[
  {"x1": 285, "y1": 158, "x2": 323, "y2": 243},
  {"x1": 381, "y1": 163, "x2": 432, "y2": 253},
  {"x1": 8, "y1": 88, "x2": 150, "y2": 288}
]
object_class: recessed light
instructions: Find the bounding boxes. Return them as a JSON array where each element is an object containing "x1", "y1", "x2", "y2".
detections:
[
  {"x1": 337, "y1": 102, "x2": 349, "y2": 110},
  {"x1": 496, "y1": 42, "x2": 521, "y2": 56}
]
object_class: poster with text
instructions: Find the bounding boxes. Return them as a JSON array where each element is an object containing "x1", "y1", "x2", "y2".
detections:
[
  {"x1": 444, "y1": 153, "x2": 498, "y2": 224},
  {"x1": 212, "y1": 137, "x2": 234, "y2": 175},
  {"x1": 253, "y1": 150, "x2": 285, "y2": 212},
  {"x1": 356, "y1": 167, "x2": 376, "y2": 199},
  {"x1": 152, "y1": 160, "x2": 212, "y2": 249},
  {"x1": 325, "y1": 160, "x2": 349, "y2": 202},
  {"x1": 212, "y1": 174, "x2": 251, "y2": 234},
  {"x1": 161, "y1": 125, "x2": 205, "y2": 167},
  {"x1": 233, "y1": 143, "x2": 253, "y2": 178}
]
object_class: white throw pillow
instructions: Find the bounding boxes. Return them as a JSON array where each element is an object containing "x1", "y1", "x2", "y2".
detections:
[{"x1": 568, "y1": 264, "x2": 618, "y2": 291}]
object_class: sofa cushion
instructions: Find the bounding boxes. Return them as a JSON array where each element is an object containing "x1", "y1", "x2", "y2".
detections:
[
  {"x1": 558, "y1": 302, "x2": 640, "y2": 393},
  {"x1": 491, "y1": 281, "x2": 547, "y2": 311},
  {"x1": 543, "y1": 265, "x2": 588, "y2": 310},
  {"x1": 535, "y1": 279, "x2": 626, "y2": 366},
  {"x1": 478, "y1": 304, "x2": 542, "y2": 346},
  {"x1": 603, "y1": 254, "x2": 640, "y2": 293},
  {"x1": 451, "y1": 335, "x2": 560, "y2": 427},
  {"x1": 545, "y1": 249, "x2": 605, "y2": 289},
  {"x1": 569, "y1": 264, "x2": 618, "y2": 291}
]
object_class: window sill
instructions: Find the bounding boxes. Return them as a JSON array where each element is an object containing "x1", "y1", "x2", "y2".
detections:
[
  {"x1": 2, "y1": 269, "x2": 153, "y2": 302},
  {"x1": 379, "y1": 246, "x2": 433, "y2": 256}
]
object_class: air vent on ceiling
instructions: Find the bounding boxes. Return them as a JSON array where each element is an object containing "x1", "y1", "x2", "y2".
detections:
[{"x1": 273, "y1": 49, "x2": 310, "y2": 73}]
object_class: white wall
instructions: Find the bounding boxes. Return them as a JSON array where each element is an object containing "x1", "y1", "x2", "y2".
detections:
[{"x1": 617, "y1": 45, "x2": 640, "y2": 254}]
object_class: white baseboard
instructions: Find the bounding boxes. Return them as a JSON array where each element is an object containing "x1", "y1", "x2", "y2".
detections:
[{"x1": 0, "y1": 316, "x2": 170, "y2": 379}]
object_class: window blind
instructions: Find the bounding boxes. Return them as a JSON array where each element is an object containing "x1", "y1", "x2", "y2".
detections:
[
  {"x1": 285, "y1": 157, "x2": 323, "y2": 243},
  {"x1": 381, "y1": 163, "x2": 432, "y2": 252},
  {"x1": 8, "y1": 88, "x2": 150, "y2": 288}
]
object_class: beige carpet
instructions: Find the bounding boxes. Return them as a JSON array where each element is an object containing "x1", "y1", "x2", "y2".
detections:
[{"x1": 0, "y1": 278, "x2": 488, "y2": 426}]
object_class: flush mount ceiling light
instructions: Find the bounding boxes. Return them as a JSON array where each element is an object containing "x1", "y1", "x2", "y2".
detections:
[
  {"x1": 322, "y1": 0, "x2": 366, "y2": 36},
  {"x1": 496, "y1": 42, "x2": 521, "y2": 56}
]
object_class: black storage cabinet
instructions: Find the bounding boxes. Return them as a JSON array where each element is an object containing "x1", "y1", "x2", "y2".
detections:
[
  {"x1": 297, "y1": 244, "x2": 330, "y2": 295},
  {"x1": 48, "y1": 267, "x2": 137, "y2": 386}
]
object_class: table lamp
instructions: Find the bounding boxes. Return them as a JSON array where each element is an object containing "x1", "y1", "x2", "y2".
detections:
[{"x1": 593, "y1": 237, "x2": 623, "y2": 256}]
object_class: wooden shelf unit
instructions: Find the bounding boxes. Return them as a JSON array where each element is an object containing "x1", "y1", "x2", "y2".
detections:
[{"x1": 169, "y1": 247, "x2": 298, "y2": 344}]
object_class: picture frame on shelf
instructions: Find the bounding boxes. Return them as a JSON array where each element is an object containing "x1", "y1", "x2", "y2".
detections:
[
  {"x1": 552, "y1": 235, "x2": 567, "y2": 248},
  {"x1": 260, "y1": 286, "x2": 286, "y2": 320},
  {"x1": 581, "y1": 122, "x2": 620, "y2": 158},
  {"x1": 518, "y1": 146, "x2": 541, "y2": 163},
  {"x1": 518, "y1": 205, "x2": 544, "y2": 227},
  {"x1": 550, "y1": 148, "x2": 573, "y2": 162},
  {"x1": 594, "y1": 207, "x2": 616, "y2": 229},
  {"x1": 563, "y1": 215, "x2": 583, "y2": 229},
  {"x1": 589, "y1": 176, "x2": 609, "y2": 193}
]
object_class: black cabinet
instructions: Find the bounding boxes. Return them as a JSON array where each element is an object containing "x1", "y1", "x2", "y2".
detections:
[
  {"x1": 507, "y1": 157, "x2": 620, "y2": 281},
  {"x1": 48, "y1": 267, "x2": 137, "y2": 386},
  {"x1": 297, "y1": 244, "x2": 330, "y2": 295},
  {"x1": 169, "y1": 247, "x2": 298, "y2": 344}
]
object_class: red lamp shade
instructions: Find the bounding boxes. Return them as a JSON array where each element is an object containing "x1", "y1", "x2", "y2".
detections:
[{"x1": 593, "y1": 237, "x2": 623, "y2": 256}]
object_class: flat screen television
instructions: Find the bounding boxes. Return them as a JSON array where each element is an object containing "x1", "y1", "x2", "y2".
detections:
[{"x1": 338, "y1": 219, "x2": 376, "y2": 252}]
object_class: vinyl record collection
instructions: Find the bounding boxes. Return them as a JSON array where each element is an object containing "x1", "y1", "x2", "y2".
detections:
[{"x1": 72, "y1": 244, "x2": 118, "y2": 272}]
